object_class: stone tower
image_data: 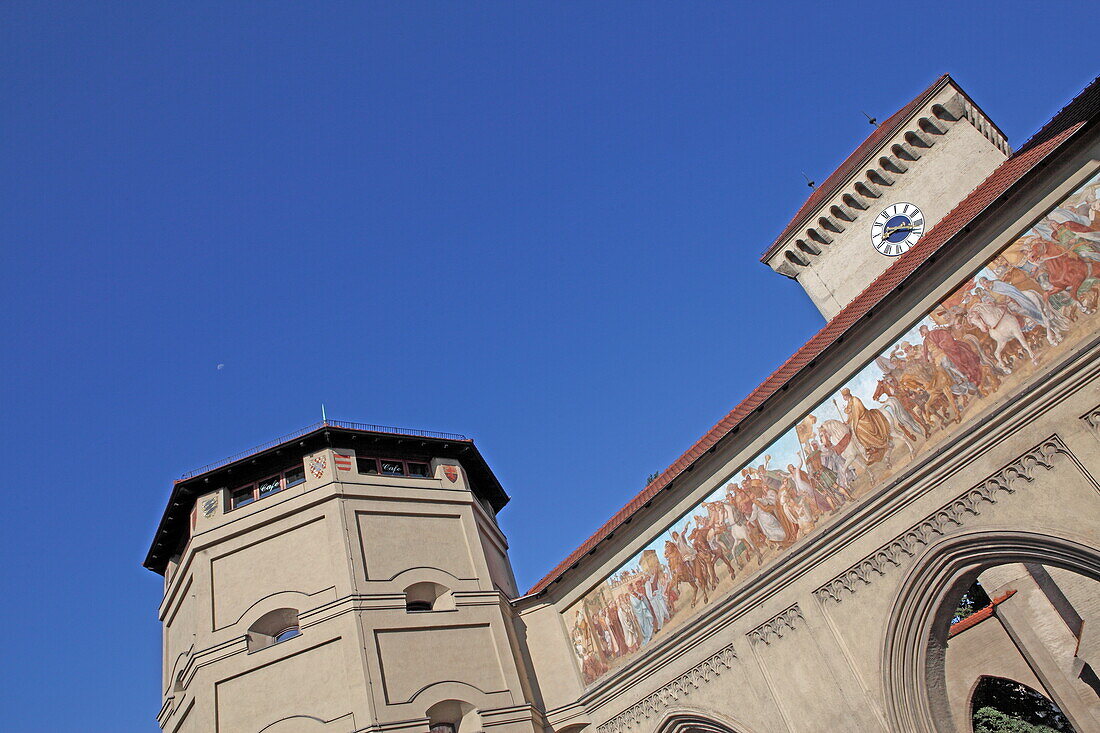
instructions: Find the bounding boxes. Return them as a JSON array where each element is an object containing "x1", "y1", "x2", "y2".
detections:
[
  {"x1": 145, "y1": 422, "x2": 542, "y2": 733},
  {"x1": 761, "y1": 75, "x2": 1011, "y2": 319}
]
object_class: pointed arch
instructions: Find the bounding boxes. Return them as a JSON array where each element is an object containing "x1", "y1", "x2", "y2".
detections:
[
  {"x1": 880, "y1": 530, "x2": 1100, "y2": 733},
  {"x1": 652, "y1": 708, "x2": 761, "y2": 733}
]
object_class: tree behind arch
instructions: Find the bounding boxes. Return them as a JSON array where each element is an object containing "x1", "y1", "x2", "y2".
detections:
[{"x1": 971, "y1": 676, "x2": 1073, "y2": 733}]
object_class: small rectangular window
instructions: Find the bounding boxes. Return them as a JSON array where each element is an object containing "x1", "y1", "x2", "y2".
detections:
[
  {"x1": 230, "y1": 485, "x2": 256, "y2": 509},
  {"x1": 284, "y1": 466, "x2": 305, "y2": 488},
  {"x1": 257, "y1": 476, "x2": 281, "y2": 498},
  {"x1": 356, "y1": 457, "x2": 378, "y2": 474},
  {"x1": 407, "y1": 462, "x2": 430, "y2": 477},
  {"x1": 380, "y1": 460, "x2": 405, "y2": 476}
]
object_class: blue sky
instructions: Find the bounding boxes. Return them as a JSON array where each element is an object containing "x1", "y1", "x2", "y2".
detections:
[{"x1": 1, "y1": 3, "x2": 1095, "y2": 729}]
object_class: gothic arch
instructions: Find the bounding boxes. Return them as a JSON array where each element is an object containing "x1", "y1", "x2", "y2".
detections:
[
  {"x1": 880, "y1": 529, "x2": 1100, "y2": 733},
  {"x1": 652, "y1": 707, "x2": 761, "y2": 733}
]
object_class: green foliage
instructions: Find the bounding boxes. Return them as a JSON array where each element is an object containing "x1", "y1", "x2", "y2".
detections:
[
  {"x1": 971, "y1": 677, "x2": 1073, "y2": 733},
  {"x1": 646, "y1": 472, "x2": 660, "y2": 485},
  {"x1": 952, "y1": 581, "x2": 992, "y2": 623},
  {"x1": 973, "y1": 706, "x2": 1060, "y2": 733}
]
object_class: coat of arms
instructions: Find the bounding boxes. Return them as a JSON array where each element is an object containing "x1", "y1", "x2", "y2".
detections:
[
  {"x1": 308, "y1": 455, "x2": 327, "y2": 479},
  {"x1": 443, "y1": 465, "x2": 459, "y2": 483},
  {"x1": 201, "y1": 496, "x2": 218, "y2": 517}
]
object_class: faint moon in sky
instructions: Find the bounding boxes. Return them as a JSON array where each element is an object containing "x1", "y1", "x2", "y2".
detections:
[{"x1": 217, "y1": 363, "x2": 224, "y2": 370}]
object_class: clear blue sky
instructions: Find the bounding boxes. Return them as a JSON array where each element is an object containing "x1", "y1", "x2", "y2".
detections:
[{"x1": 1, "y1": 2, "x2": 1095, "y2": 729}]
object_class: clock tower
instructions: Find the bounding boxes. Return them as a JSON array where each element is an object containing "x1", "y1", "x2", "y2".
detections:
[{"x1": 761, "y1": 75, "x2": 1010, "y2": 320}]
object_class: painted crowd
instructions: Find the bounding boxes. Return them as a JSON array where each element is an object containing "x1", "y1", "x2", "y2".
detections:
[{"x1": 568, "y1": 173, "x2": 1100, "y2": 685}]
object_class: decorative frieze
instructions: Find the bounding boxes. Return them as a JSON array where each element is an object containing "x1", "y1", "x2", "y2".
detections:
[
  {"x1": 746, "y1": 603, "x2": 804, "y2": 647},
  {"x1": 596, "y1": 645, "x2": 738, "y2": 733},
  {"x1": 1080, "y1": 403, "x2": 1100, "y2": 434},
  {"x1": 814, "y1": 435, "x2": 1068, "y2": 605}
]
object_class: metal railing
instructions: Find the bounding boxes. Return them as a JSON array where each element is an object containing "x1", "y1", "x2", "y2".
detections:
[{"x1": 178, "y1": 419, "x2": 470, "y2": 481}]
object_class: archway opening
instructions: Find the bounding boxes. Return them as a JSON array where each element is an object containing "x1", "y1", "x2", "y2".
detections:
[
  {"x1": 970, "y1": 675, "x2": 1073, "y2": 733},
  {"x1": 881, "y1": 532, "x2": 1100, "y2": 733}
]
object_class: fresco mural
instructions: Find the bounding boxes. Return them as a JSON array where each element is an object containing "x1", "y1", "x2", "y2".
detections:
[{"x1": 566, "y1": 173, "x2": 1100, "y2": 685}]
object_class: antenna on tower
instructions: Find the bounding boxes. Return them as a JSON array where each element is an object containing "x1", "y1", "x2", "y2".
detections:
[
  {"x1": 321, "y1": 403, "x2": 327, "y2": 423},
  {"x1": 862, "y1": 110, "x2": 878, "y2": 126},
  {"x1": 802, "y1": 171, "x2": 816, "y2": 189}
]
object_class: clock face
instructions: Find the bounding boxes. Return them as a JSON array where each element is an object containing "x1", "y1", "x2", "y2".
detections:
[{"x1": 871, "y1": 202, "x2": 924, "y2": 256}]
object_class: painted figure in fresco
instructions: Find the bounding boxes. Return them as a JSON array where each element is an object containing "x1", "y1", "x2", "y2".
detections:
[
  {"x1": 645, "y1": 573, "x2": 671, "y2": 630},
  {"x1": 815, "y1": 429, "x2": 857, "y2": 498},
  {"x1": 663, "y1": 538, "x2": 706, "y2": 607},
  {"x1": 896, "y1": 354, "x2": 961, "y2": 427},
  {"x1": 616, "y1": 594, "x2": 640, "y2": 653},
  {"x1": 756, "y1": 462, "x2": 800, "y2": 542},
  {"x1": 964, "y1": 299, "x2": 1035, "y2": 369},
  {"x1": 629, "y1": 590, "x2": 655, "y2": 646},
  {"x1": 1023, "y1": 236, "x2": 1095, "y2": 316},
  {"x1": 802, "y1": 440, "x2": 846, "y2": 509},
  {"x1": 747, "y1": 481, "x2": 793, "y2": 549},
  {"x1": 840, "y1": 388, "x2": 896, "y2": 471},
  {"x1": 719, "y1": 486, "x2": 765, "y2": 565},
  {"x1": 816, "y1": 417, "x2": 873, "y2": 484},
  {"x1": 603, "y1": 602, "x2": 626, "y2": 656},
  {"x1": 872, "y1": 377, "x2": 928, "y2": 442},
  {"x1": 977, "y1": 272, "x2": 1066, "y2": 346},
  {"x1": 691, "y1": 514, "x2": 736, "y2": 585},
  {"x1": 779, "y1": 480, "x2": 815, "y2": 535},
  {"x1": 786, "y1": 462, "x2": 833, "y2": 516},
  {"x1": 920, "y1": 324, "x2": 985, "y2": 398}
]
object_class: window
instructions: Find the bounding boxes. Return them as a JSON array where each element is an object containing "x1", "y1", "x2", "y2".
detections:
[
  {"x1": 230, "y1": 485, "x2": 256, "y2": 510},
  {"x1": 380, "y1": 460, "x2": 405, "y2": 476},
  {"x1": 247, "y1": 608, "x2": 300, "y2": 652},
  {"x1": 404, "y1": 581, "x2": 453, "y2": 612},
  {"x1": 226, "y1": 465, "x2": 307, "y2": 512},
  {"x1": 284, "y1": 465, "x2": 305, "y2": 488},
  {"x1": 274, "y1": 626, "x2": 301, "y2": 643},
  {"x1": 356, "y1": 457, "x2": 432, "y2": 478},
  {"x1": 257, "y1": 476, "x2": 281, "y2": 498}
]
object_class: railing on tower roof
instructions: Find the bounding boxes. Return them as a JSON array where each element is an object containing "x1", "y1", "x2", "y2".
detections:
[{"x1": 177, "y1": 419, "x2": 471, "y2": 481}]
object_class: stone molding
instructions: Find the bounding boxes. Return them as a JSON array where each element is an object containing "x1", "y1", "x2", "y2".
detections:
[
  {"x1": 813, "y1": 435, "x2": 1068, "y2": 605},
  {"x1": 746, "y1": 603, "x2": 804, "y2": 647},
  {"x1": 595, "y1": 645, "x2": 738, "y2": 733},
  {"x1": 1080, "y1": 403, "x2": 1100, "y2": 434}
]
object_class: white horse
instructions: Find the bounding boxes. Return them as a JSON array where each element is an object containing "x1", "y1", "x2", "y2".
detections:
[
  {"x1": 966, "y1": 302, "x2": 1034, "y2": 368},
  {"x1": 818, "y1": 418, "x2": 868, "y2": 478}
]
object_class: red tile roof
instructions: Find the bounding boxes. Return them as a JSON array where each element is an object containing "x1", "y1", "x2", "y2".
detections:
[
  {"x1": 948, "y1": 590, "x2": 1017, "y2": 638},
  {"x1": 525, "y1": 74, "x2": 1100, "y2": 597},
  {"x1": 760, "y1": 74, "x2": 952, "y2": 263}
]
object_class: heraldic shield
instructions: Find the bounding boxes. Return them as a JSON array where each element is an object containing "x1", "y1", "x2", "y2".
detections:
[{"x1": 443, "y1": 465, "x2": 459, "y2": 483}]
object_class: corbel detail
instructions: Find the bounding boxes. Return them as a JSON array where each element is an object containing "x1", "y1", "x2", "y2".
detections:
[
  {"x1": 747, "y1": 603, "x2": 804, "y2": 647},
  {"x1": 595, "y1": 645, "x2": 738, "y2": 733},
  {"x1": 813, "y1": 435, "x2": 1068, "y2": 605}
]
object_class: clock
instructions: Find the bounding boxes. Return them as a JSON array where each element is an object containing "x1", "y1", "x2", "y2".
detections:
[{"x1": 871, "y1": 202, "x2": 924, "y2": 256}]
